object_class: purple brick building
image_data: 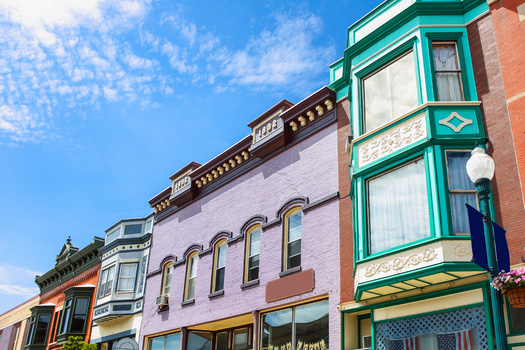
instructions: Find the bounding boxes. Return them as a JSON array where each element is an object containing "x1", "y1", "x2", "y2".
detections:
[{"x1": 140, "y1": 87, "x2": 341, "y2": 350}]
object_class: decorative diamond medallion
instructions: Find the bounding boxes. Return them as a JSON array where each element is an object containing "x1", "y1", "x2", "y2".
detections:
[{"x1": 438, "y1": 112, "x2": 473, "y2": 133}]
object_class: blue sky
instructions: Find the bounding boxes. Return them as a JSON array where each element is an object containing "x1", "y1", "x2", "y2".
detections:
[{"x1": 0, "y1": 0, "x2": 383, "y2": 314}]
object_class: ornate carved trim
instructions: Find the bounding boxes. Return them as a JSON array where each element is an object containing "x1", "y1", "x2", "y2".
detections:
[
  {"x1": 438, "y1": 112, "x2": 473, "y2": 133},
  {"x1": 359, "y1": 114, "x2": 426, "y2": 167},
  {"x1": 364, "y1": 248, "x2": 438, "y2": 277},
  {"x1": 452, "y1": 244, "x2": 472, "y2": 257}
]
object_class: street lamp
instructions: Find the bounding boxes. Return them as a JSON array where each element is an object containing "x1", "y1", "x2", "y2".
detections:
[{"x1": 466, "y1": 146, "x2": 508, "y2": 349}]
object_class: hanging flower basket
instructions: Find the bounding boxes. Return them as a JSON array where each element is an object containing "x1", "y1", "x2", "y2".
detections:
[
  {"x1": 492, "y1": 268, "x2": 525, "y2": 308},
  {"x1": 506, "y1": 287, "x2": 525, "y2": 308}
]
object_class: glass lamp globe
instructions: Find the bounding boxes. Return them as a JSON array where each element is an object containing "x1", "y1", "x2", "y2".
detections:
[{"x1": 466, "y1": 147, "x2": 495, "y2": 183}]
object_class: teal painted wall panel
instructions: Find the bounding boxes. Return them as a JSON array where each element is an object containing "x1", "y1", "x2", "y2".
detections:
[{"x1": 432, "y1": 108, "x2": 480, "y2": 136}]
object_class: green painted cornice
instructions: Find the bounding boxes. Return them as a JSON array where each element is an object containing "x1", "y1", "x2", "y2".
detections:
[
  {"x1": 345, "y1": 0, "x2": 486, "y2": 62},
  {"x1": 35, "y1": 236, "x2": 105, "y2": 294}
]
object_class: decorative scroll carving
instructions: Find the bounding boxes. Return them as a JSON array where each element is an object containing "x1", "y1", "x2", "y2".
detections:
[
  {"x1": 359, "y1": 115, "x2": 426, "y2": 166},
  {"x1": 364, "y1": 248, "x2": 438, "y2": 277},
  {"x1": 452, "y1": 244, "x2": 472, "y2": 257}
]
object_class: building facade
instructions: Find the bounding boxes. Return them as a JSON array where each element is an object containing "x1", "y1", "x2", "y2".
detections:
[
  {"x1": 24, "y1": 237, "x2": 104, "y2": 350},
  {"x1": 141, "y1": 89, "x2": 343, "y2": 350},
  {"x1": 329, "y1": 0, "x2": 525, "y2": 348},
  {"x1": 90, "y1": 214, "x2": 154, "y2": 350},
  {"x1": 0, "y1": 296, "x2": 39, "y2": 350}
]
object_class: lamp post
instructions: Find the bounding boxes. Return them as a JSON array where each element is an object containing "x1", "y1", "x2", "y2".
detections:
[{"x1": 466, "y1": 147, "x2": 508, "y2": 349}]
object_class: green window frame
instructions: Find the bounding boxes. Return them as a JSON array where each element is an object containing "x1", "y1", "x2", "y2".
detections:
[
  {"x1": 24, "y1": 305, "x2": 54, "y2": 350},
  {"x1": 431, "y1": 41, "x2": 464, "y2": 101},
  {"x1": 55, "y1": 286, "x2": 94, "y2": 344}
]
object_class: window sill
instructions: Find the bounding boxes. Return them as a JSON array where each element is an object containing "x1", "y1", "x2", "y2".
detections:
[
  {"x1": 156, "y1": 305, "x2": 169, "y2": 313},
  {"x1": 240, "y1": 279, "x2": 259, "y2": 289},
  {"x1": 279, "y1": 266, "x2": 301, "y2": 278},
  {"x1": 181, "y1": 299, "x2": 195, "y2": 307},
  {"x1": 208, "y1": 290, "x2": 224, "y2": 299}
]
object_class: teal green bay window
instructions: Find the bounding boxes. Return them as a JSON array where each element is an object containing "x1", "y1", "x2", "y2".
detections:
[
  {"x1": 367, "y1": 158, "x2": 430, "y2": 254},
  {"x1": 56, "y1": 286, "x2": 94, "y2": 343},
  {"x1": 261, "y1": 300, "x2": 328, "y2": 350}
]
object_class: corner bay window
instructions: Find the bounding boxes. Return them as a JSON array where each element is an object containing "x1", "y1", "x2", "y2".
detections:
[
  {"x1": 262, "y1": 300, "x2": 329, "y2": 350},
  {"x1": 284, "y1": 209, "x2": 302, "y2": 271},
  {"x1": 446, "y1": 151, "x2": 477, "y2": 234},
  {"x1": 367, "y1": 159, "x2": 430, "y2": 254},
  {"x1": 56, "y1": 286, "x2": 94, "y2": 343},
  {"x1": 363, "y1": 51, "x2": 418, "y2": 132},
  {"x1": 432, "y1": 42, "x2": 464, "y2": 101},
  {"x1": 25, "y1": 305, "x2": 54, "y2": 349}
]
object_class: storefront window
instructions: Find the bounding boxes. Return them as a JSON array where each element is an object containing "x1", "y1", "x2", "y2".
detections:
[
  {"x1": 149, "y1": 333, "x2": 181, "y2": 350},
  {"x1": 216, "y1": 332, "x2": 228, "y2": 350},
  {"x1": 188, "y1": 332, "x2": 212, "y2": 350},
  {"x1": 262, "y1": 301, "x2": 329, "y2": 350},
  {"x1": 233, "y1": 328, "x2": 249, "y2": 350}
]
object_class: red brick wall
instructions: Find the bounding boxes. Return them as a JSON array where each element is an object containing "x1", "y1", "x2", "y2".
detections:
[
  {"x1": 337, "y1": 98, "x2": 355, "y2": 303},
  {"x1": 468, "y1": 13, "x2": 525, "y2": 266}
]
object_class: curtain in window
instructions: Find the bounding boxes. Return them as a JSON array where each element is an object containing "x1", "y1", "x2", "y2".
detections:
[
  {"x1": 368, "y1": 159, "x2": 430, "y2": 254},
  {"x1": 433, "y1": 44, "x2": 464, "y2": 101},
  {"x1": 364, "y1": 52, "x2": 418, "y2": 132},
  {"x1": 118, "y1": 264, "x2": 136, "y2": 291},
  {"x1": 447, "y1": 152, "x2": 477, "y2": 234}
]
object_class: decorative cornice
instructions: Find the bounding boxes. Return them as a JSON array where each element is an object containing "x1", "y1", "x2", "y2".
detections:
[{"x1": 364, "y1": 248, "x2": 438, "y2": 277}]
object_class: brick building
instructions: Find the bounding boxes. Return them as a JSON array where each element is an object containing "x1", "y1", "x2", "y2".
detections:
[
  {"x1": 140, "y1": 88, "x2": 343, "y2": 350},
  {"x1": 24, "y1": 237, "x2": 104, "y2": 350},
  {"x1": 328, "y1": 0, "x2": 525, "y2": 348}
]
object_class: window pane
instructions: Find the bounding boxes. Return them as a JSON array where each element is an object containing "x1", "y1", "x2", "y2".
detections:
[
  {"x1": 187, "y1": 278, "x2": 196, "y2": 300},
  {"x1": 149, "y1": 336, "x2": 165, "y2": 350},
  {"x1": 288, "y1": 213, "x2": 301, "y2": 242},
  {"x1": 217, "y1": 243, "x2": 226, "y2": 268},
  {"x1": 214, "y1": 267, "x2": 225, "y2": 292},
  {"x1": 187, "y1": 332, "x2": 212, "y2": 350},
  {"x1": 509, "y1": 304, "x2": 525, "y2": 332},
  {"x1": 262, "y1": 309, "x2": 292, "y2": 350},
  {"x1": 60, "y1": 302, "x2": 71, "y2": 334},
  {"x1": 451, "y1": 192, "x2": 477, "y2": 234},
  {"x1": 106, "y1": 228, "x2": 120, "y2": 243},
  {"x1": 447, "y1": 151, "x2": 477, "y2": 234},
  {"x1": 364, "y1": 52, "x2": 418, "y2": 132},
  {"x1": 368, "y1": 159, "x2": 430, "y2": 254},
  {"x1": 26, "y1": 320, "x2": 35, "y2": 345},
  {"x1": 164, "y1": 265, "x2": 172, "y2": 295},
  {"x1": 447, "y1": 152, "x2": 474, "y2": 191},
  {"x1": 106, "y1": 266, "x2": 115, "y2": 295},
  {"x1": 99, "y1": 269, "x2": 108, "y2": 297},
  {"x1": 249, "y1": 229, "x2": 260, "y2": 255},
  {"x1": 233, "y1": 328, "x2": 248, "y2": 350},
  {"x1": 124, "y1": 224, "x2": 142, "y2": 235},
  {"x1": 295, "y1": 301, "x2": 329, "y2": 350},
  {"x1": 166, "y1": 333, "x2": 181, "y2": 350},
  {"x1": 71, "y1": 298, "x2": 88, "y2": 332},
  {"x1": 433, "y1": 44, "x2": 463, "y2": 101},
  {"x1": 118, "y1": 264, "x2": 137, "y2": 291},
  {"x1": 189, "y1": 255, "x2": 198, "y2": 278},
  {"x1": 216, "y1": 332, "x2": 228, "y2": 350},
  {"x1": 34, "y1": 315, "x2": 50, "y2": 344}
]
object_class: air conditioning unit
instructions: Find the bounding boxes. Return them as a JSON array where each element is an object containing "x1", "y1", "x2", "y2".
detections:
[
  {"x1": 362, "y1": 335, "x2": 372, "y2": 349},
  {"x1": 155, "y1": 295, "x2": 169, "y2": 307}
]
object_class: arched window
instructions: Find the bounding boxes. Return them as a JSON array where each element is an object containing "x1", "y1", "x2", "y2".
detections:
[
  {"x1": 283, "y1": 208, "x2": 302, "y2": 271},
  {"x1": 184, "y1": 252, "x2": 198, "y2": 301},
  {"x1": 212, "y1": 240, "x2": 227, "y2": 293},
  {"x1": 244, "y1": 225, "x2": 261, "y2": 283},
  {"x1": 162, "y1": 262, "x2": 173, "y2": 296}
]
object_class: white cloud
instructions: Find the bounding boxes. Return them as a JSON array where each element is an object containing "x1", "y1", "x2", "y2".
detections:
[{"x1": 0, "y1": 264, "x2": 41, "y2": 297}]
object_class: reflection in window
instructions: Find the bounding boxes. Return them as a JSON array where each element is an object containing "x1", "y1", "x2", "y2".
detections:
[
  {"x1": 216, "y1": 332, "x2": 228, "y2": 350},
  {"x1": 284, "y1": 209, "x2": 302, "y2": 271},
  {"x1": 446, "y1": 151, "x2": 477, "y2": 234},
  {"x1": 124, "y1": 224, "x2": 143, "y2": 235},
  {"x1": 367, "y1": 159, "x2": 430, "y2": 254},
  {"x1": 433, "y1": 42, "x2": 464, "y2": 101},
  {"x1": 34, "y1": 315, "x2": 50, "y2": 344},
  {"x1": 262, "y1": 301, "x2": 328, "y2": 350},
  {"x1": 213, "y1": 241, "x2": 227, "y2": 292},
  {"x1": 245, "y1": 226, "x2": 261, "y2": 282},
  {"x1": 60, "y1": 299, "x2": 72, "y2": 334},
  {"x1": 188, "y1": 332, "x2": 212, "y2": 350},
  {"x1": 363, "y1": 51, "x2": 418, "y2": 132},
  {"x1": 163, "y1": 262, "x2": 173, "y2": 296},
  {"x1": 106, "y1": 228, "x2": 120, "y2": 243},
  {"x1": 233, "y1": 328, "x2": 249, "y2": 350},
  {"x1": 71, "y1": 298, "x2": 88, "y2": 332},
  {"x1": 185, "y1": 253, "x2": 198, "y2": 301},
  {"x1": 148, "y1": 333, "x2": 181, "y2": 350}
]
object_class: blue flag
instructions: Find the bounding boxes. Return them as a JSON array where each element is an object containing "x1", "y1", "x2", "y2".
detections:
[
  {"x1": 493, "y1": 222, "x2": 510, "y2": 273},
  {"x1": 466, "y1": 204, "x2": 489, "y2": 271}
]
